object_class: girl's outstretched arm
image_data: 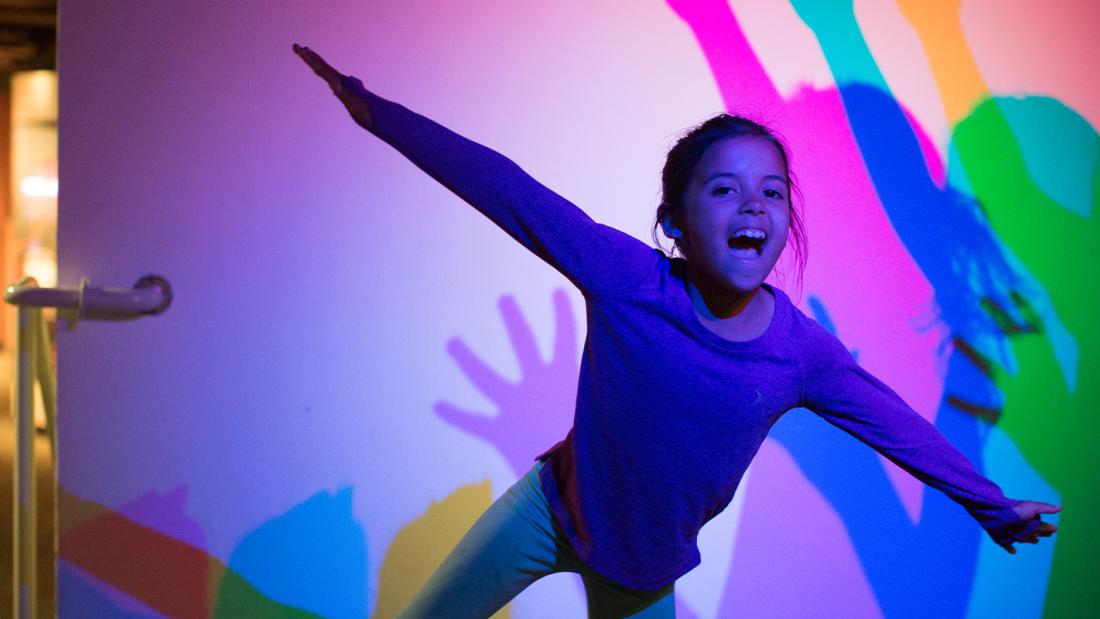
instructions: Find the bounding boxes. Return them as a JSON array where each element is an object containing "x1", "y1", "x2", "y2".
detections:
[
  {"x1": 293, "y1": 44, "x2": 654, "y2": 298},
  {"x1": 800, "y1": 326, "x2": 1060, "y2": 555}
]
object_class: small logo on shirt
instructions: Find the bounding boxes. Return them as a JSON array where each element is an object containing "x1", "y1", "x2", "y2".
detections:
[{"x1": 753, "y1": 390, "x2": 765, "y2": 404}]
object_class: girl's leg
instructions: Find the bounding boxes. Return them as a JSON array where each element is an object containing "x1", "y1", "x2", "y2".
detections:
[
  {"x1": 580, "y1": 570, "x2": 675, "y2": 619},
  {"x1": 396, "y1": 462, "x2": 570, "y2": 619}
]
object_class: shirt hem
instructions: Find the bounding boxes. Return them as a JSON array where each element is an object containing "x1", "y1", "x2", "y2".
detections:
[{"x1": 537, "y1": 446, "x2": 701, "y2": 591}]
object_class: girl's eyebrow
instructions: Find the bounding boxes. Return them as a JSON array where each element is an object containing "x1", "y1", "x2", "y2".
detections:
[{"x1": 704, "y1": 171, "x2": 788, "y2": 184}]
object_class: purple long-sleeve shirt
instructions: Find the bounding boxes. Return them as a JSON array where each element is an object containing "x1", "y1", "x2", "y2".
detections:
[{"x1": 361, "y1": 90, "x2": 1040, "y2": 591}]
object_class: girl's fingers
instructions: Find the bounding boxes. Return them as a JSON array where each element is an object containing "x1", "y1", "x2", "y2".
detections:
[
  {"x1": 293, "y1": 44, "x2": 344, "y2": 85},
  {"x1": 1036, "y1": 502, "x2": 1062, "y2": 515},
  {"x1": 293, "y1": 45, "x2": 324, "y2": 76},
  {"x1": 293, "y1": 43, "x2": 374, "y2": 127},
  {"x1": 1014, "y1": 500, "x2": 1063, "y2": 521},
  {"x1": 303, "y1": 49, "x2": 334, "y2": 79}
]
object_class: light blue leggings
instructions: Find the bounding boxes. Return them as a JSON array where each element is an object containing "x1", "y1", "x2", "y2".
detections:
[{"x1": 397, "y1": 462, "x2": 675, "y2": 618}]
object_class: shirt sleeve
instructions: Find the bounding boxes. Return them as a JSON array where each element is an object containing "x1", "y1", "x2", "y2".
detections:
[
  {"x1": 799, "y1": 327, "x2": 1042, "y2": 547},
  {"x1": 360, "y1": 89, "x2": 657, "y2": 298}
]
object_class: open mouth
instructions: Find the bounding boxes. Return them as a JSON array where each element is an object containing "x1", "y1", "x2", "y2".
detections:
[{"x1": 728, "y1": 228, "x2": 767, "y2": 259}]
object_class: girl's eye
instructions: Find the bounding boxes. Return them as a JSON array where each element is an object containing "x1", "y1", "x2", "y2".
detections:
[
  {"x1": 764, "y1": 188, "x2": 785, "y2": 200},
  {"x1": 712, "y1": 186, "x2": 735, "y2": 197}
]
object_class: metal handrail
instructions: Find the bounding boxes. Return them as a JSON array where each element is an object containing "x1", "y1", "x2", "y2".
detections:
[
  {"x1": 35, "y1": 309, "x2": 56, "y2": 457},
  {"x1": 5, "y1": 274, "x2": 172, "y2": 328},
  {"x1": 8, "y1": 277, "x2": 54, "y2": 619},
  {"x1": 5, "y1": 274, "x2": 171, "y2": 619}
]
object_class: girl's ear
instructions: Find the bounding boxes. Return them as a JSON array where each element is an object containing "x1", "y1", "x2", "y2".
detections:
[{"x1": 660, "y1": 211, "x2": 683, "y2": 239}]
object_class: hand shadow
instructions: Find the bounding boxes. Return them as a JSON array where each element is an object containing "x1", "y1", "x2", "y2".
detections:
[{"x1": 434, "y1": 288, "x2": 578, "y2": 477}]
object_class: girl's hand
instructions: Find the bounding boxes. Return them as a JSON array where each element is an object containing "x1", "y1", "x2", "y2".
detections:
[
  {"x1": 293, "y1": 43, "x2": 375, "y2": 129},
  {"x1": 1002, "y1": 500, "x2": 1061, "y2": 554}
]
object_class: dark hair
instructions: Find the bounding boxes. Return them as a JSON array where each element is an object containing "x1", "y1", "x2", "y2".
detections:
[{"x1": 652, "y1": 114, "x2": 807, "y2": 286}]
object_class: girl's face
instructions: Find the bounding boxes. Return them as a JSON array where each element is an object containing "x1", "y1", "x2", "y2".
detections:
[{"x1": 666, "y1": 136, "x2": 791, "y2": 296}]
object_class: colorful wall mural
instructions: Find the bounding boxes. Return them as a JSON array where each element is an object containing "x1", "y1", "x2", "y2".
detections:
[{"x1": 57, "y1": 1, "x2": 1096, "y2": 617}]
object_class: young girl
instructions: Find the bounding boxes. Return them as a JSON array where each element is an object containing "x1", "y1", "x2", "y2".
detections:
[{"x1": 292, "y1": 44, "x2": 1059, "y2": 619}]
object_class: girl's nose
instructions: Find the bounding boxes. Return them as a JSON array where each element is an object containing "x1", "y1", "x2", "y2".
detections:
[{"x1": 739, "y1": 198, "x2": 765, "y2": 215}]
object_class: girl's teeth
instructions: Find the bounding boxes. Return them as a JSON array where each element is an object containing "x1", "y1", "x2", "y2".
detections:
[
  {"x1": 733, "y1": 228, "x2": 766, "y2": 239},
  {"x1": 728, "y1": 228, "x2": 767, "y2": 258}
]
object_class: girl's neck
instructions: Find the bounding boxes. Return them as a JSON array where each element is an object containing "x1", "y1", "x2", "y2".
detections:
[{"x1": 685, "y1": 264, "x2": 775, "y2": 342}]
